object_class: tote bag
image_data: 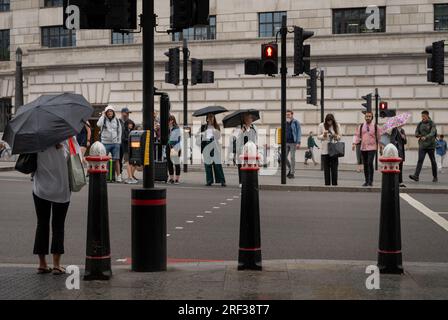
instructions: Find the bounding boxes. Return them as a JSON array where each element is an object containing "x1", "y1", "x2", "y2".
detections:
[
  {"x1": 328, "y1": 140, "x2": 345, "y2": 158},
  {"x1": 68, "y1": 138, "x2": 86, "y2": 192}
]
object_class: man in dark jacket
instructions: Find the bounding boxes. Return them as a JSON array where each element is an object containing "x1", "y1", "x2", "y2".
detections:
[{"x1": 409, "y1": 110, "x2": 438, "y2": 183}]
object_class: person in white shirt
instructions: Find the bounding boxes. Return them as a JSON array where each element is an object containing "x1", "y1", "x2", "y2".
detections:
[{"x1": 317, "y1": 114, "x2": 342, "y2": 186}]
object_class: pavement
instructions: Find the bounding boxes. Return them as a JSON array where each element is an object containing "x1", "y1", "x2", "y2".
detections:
[{"x1": 1, "y1": 260, "x2": 448, "y2": 300}]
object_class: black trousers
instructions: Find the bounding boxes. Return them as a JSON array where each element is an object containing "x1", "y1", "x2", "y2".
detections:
[
  {"x1": 414, "y1": 148, "x2": 438, "y2": 178},
  {"x1": 166, "y1": 146, "x2": 181, "y2": 176},
  {"x1": 33, "y1": 194, "x2": 70, "y2": 255},
  {"x1": 322, "y1": 155, "x2": 338, "y2": 186},
  {"x1": 361, "y1": 150, "x2": 376, "y2": 184}
]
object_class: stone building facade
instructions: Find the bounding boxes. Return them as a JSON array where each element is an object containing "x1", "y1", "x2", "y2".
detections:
[{"x1": 0, "y1": 0, "x2": 447, "y2": 163}]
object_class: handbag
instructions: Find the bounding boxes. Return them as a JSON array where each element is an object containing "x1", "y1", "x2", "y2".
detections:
[
  {"x1": 328, "y1": 139, "x2": 345, "y2": 158},
  {"x1": 15, "y1": 153, "x2": 37, "y2": 174},
  {"x1": 305, "y1": 150, "x2": 312, "y2": 160},
  {"x1": 170, "y1": 147, "x2": 180, "y2": 164},
  {"x1": 67, "y1": 137, "x2": 86, "y2": 192}
]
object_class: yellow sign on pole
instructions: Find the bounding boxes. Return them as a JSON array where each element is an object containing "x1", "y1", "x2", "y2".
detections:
[{"x1": 144, "y1": 130, "x2": 151, "y2": 166}]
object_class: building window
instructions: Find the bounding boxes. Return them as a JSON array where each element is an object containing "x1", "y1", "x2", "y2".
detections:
[
  {"x1": 0, "y1": 0, "x2": 10, "y2": 12},
  {"x1": 112, "y1": 31, "x2": 134, "y2": 45},
  {"x1": 435, "y1": 4, "x2": 448, "y2": 31},
  {"x1": 333, "y1": 7, "x2": 386, "y2": 34},
  {"x1": 172, "y1": 16, "x2": 216, "y2": 41},
  {"x1": 44, "y1": 0, "x2": 63, "y2": 7},
  {"x1": 42, "y1": 26, "x2": 76, "y2": 48},
  {"x1": 0, "y1": 29, "x2": 9, "y2": 61},
  {"x1": 259, "y1": 11, "x2": 287, "y2": 38}
]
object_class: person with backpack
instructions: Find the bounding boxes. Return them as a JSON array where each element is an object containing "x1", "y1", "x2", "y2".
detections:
[
  {"x1": 97, "y1": 105, "x2": 122, "y2": 182},
  {"x1": 354, "y1": 111, "x2": 381, "y2": 187},
  {"x1": 119, "y1": 107, "x2": 133, "y2": 179},
  {"x1": 436, "y1": 134, "x2": 447, "y2": 173},
  {"x1": 410, "y1": 111, "x2": 438, "y2": 183}
]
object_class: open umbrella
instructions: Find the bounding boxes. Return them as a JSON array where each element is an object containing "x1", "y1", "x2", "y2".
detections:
[
  {"x1": 2, "y1": 93, "x2": 93, "y2": 154},
  {"x1": 382, "y1": 113, "x2": 411, "y2": 133},
  {"x1": 193, "y1": 106, "x2": 228, "y2": 117},
  {"x1": 222, "y1": 109, "x2": 260, "y2": 128}
]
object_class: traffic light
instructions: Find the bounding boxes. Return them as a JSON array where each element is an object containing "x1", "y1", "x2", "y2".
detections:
[
  {"x1": 170, "y1": 0, "x2": 210, "y2": 32},
  {"x1": 379, "y1": 101, "x2": 396, "y2": 118},
  {"x1": 160, "y1": 94, "x2": 171, "y2": 145},
  {"x1": 426, "y1": 40, "x2": 445, "y2": 84},
  {"x1": 362, "y1": 93, "x2": 372, "y2": 113},
  {"x1": 261, "y1": 43, "x2": 278, "y2": 75},
  {"x1": 165, "y1": 48, "x2": 180, "y2": 85},
  {"x1": 63, "y1": 0, "x2": 137, "y2": 30},
  {"x1": 191, "y1": 58, "x2": 203, "y2": 85},
  {"x1": 294, "y1": 26, "x2": 314, "y2": 76},
  {"x1": 201, "y1": 70, "x2": 215, "y2": 84},
  {"x1": 245, "y1": 59, "x2": 261, "y2": 75},
  {"x1": 306, "y1": 68, "x2": 318, "y2": 106}
]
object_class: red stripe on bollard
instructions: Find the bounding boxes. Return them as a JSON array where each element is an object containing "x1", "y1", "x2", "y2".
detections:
[
  {"x1": 86, "y1": 255, "x2": 112, "y2": 260},
  {"x1": 132, "y1": 199, "x2": 167, "y2": 206}
]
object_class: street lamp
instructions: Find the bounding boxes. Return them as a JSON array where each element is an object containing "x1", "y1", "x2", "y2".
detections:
[{"x1": 15, "y1": 47, "x2": 24, "y2": 111}]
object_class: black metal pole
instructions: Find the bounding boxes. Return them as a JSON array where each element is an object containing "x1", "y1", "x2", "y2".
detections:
[
  {"x1": 131, "y1": 0, "x2": 167, "y2": 273},
  {"x1": 320, "y1": 69, "x2": 325, "y2": 171},
  {"x1": 142, "y1": 0, "x2": 155, "y2": 189},
  {"x1": 375, "y1": 88, "x2": 379, "y2": 171},
  {"x1": 183, "y1": 39, "x2": 189, "y2": 173},
  {"x1": 280, "y1": 16, "x2": 287, "y2": 185},
  {"x1": 15, "y1": 48, "x2": 24, "y2": 111}
]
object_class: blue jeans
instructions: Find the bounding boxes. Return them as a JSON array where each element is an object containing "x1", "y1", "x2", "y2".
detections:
[{"x1": 104, "y1": 144, "x2": 121, "y2": 160}]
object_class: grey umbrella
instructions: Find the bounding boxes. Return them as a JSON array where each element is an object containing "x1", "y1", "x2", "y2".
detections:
[
  {"x1": 2, "y1": 93, "x2": 93, "y2": 154},
  {"x1": 193, "y1": 106, "x2": 228, "y2": 117},
  {"x1": 222, "y1": 109, "x2": 260, "y2": 128}
]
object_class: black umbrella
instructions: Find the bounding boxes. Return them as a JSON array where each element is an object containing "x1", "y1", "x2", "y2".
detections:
[
  {"x1": 193, "y1": 106, "x2": 228, "y2": 117},
  {"x1": 222, "y1": 109, "x2": 260, "y2": 128},
  {"x1": 2, "y1": 93, "x2": 93, "y2": 154}
]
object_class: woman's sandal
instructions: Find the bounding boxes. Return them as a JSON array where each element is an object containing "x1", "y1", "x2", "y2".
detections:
[
  {"x1": 37, "y1": 267, "x2": 52, "y2": 274},
  {"x1": 52, "y1": 266, "x2": 66, "y2": 275}
]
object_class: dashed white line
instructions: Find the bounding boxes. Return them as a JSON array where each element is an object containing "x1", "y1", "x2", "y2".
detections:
[
  {"x1": 175, "y1": 227, "x2": 184, "y2": 230},
  {"x1": 186, "y1": 221, "x2": 194, "y2": 224},
  {"x1": 213, "y1": 207, "x2": 220, "y2": 209},
  {"x1": 204, "y1": 211, "x2": 212, "y2": 214},
  {"x1": 196, "y1": 215, "x2": 204, "y2": 218},
  {"x1": 220, "y1": 203, "x2": 227, "y2": 205},
  {"x1": 227, "y1": 199, "x2": 233, "y2": 201},
  {"x1": 400, "y1": 193, "x2": 448, "y2": 232}
]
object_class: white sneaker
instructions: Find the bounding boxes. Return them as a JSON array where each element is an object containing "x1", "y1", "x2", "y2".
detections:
[
  {"x1": 116, "y1": 176, "x2": 123, "y2": 183},
  {"x1": 127, "y1": 178, "x2": 138, "y2": 184}
]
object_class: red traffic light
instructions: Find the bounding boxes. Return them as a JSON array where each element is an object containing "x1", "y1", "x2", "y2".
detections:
[
  {"x1": 380, "y1": 102, "x2": 388, "y2": 110},
  {"x1": 262, "y1": 44, "x2": 277, "y2": 60}
]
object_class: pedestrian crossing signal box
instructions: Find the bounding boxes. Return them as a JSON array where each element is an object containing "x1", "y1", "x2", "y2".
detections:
[{"x1": 129, "y1": 130, "x2": 147, "y2": 166}]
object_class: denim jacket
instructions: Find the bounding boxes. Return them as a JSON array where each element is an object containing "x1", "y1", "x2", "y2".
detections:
[{"x1": 288, "y1": 118, "x2": 302, "y2": 144}]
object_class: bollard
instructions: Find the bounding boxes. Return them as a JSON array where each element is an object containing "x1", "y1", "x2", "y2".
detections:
[
  {"x1": 377, "y1": 144, "x2": 404, "y2": 275},
  {"x1": 131, "y1": 188, "x2": 167, "y2": 272},
  {"x1": 84, "y1": 142, "x2": 112, "y2": 281},
  {"x1": 238, "y1": 141, "x2": 262, "y2": 271}
]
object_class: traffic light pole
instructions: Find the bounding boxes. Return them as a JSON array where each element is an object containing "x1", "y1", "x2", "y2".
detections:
[
  {"x1": 142, "y1": 0, "x2": 155, "y2": 188},
  {"x1": 131, "y1": 0, "x2": 167, "y2": 273},
  {"x1": 280, "y1": 16, "x2": 287, "y2": 185},
  {"x1": 183, "y1": 39, "x2": 189, "y2": 173},
  {"x1": 375, "y1": 88, "x2": 379, "y2": 171},
  {"x1": 320, "y1": 70, "x2": 325, "y2": 172}
]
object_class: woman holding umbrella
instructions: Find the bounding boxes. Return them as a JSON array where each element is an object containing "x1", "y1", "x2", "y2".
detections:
[
  {"x1": 193, "y1": 106, "x2": 228, "y2": 187},
  {"x1": 223, "y1": 109, "x2": 260, "y2": 186},
  {"x1": 2, "y1": 93, "x2": 93, "y2": 275}
]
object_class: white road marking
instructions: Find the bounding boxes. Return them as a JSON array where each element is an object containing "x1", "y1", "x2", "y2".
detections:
[
  {"x1": 400, "y1": 193, "x2": 448, "y2": 232},
  {"x1": 213, "y1": 207, "x2": 220, "y2": 209},
  {"x1": 227, "y1": 199, "x2": 233, "y2": 201},
  {"x1": 186, "y1": 221, "x2": 194, "y2": 224},
  {"x1": 175, "y1": 227, "x2": 184, "y2": 230},
  {"x1": 220, "y1": 203, "x2": 227, "y2": 205},
  {"x1": 196, "y1": 215, "x2": 204, "y2": 218},
  {"x1": 233, "y1": 196, "x2": 239, "y2": 199},
  {"x1": 204, "y1": 211, "x2": 212, "y2": 214}
]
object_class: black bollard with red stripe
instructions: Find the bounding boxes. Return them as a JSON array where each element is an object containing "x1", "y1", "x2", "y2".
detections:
[
  {"x1": 84, "y1": 150, "x2": 112, "y2": 281},
  {"x1": 238, "y1": 142, "x2": 262, "y2": 271},
  {"x1": 131, "y1": 188, "x2": 167, "y2": 272},
  {"x1": 377, "y1": 144, "x2": 404, "y2": 274}
]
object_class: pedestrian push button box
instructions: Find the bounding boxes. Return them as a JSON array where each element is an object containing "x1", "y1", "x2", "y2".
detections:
[{"x1": 129, "y1": 130, "x2": 146, "y2": 166}]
